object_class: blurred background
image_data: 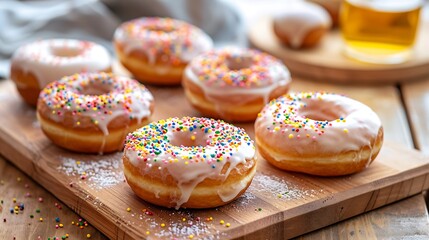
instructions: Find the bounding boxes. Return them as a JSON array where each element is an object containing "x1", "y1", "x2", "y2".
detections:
[
  {"x1": 0, "y1": 0, "x2": 246, "y2": 78},
  {"x1": 1, "y1": 0, "x2": 428, "y2": 77}
]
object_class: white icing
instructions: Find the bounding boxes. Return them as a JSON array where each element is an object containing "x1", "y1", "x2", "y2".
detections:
[
  {"x1": 255, "y1": 93, "x2": 382, "y2": 156},
  {"x1": 11, "y1": 39, "x2": 111, "y2": 88},
  {"x1": 185, "y1": 47, "x2": 291, "y2": 108},
  {"x1": 114, "y1": 18, "x2": 213, "y2": 64},
  {"x1": 40, "y1": 73, "x2": 153, "y2": 137},
  {"x1": 217, "y1": 168, "x2": 256, "y2": 202},
  {"x1": 125, "y1": 117, "x2": 256, "y2": 209},
  {"x1": 273, "y1": 2, "x2": 332, "y2": 48}
]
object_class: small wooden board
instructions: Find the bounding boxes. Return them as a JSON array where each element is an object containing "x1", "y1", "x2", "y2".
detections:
[
  {"x1": 0, "y1": 80, "x2": 428, "y2": 239},
  {"x1": 248, "y1": 17, "x2": 429, "y2": 84}
]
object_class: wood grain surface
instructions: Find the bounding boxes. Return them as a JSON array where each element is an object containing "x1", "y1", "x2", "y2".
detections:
[
  {"x1": 0, "y1": 78, "x2": 429, "y2": 239},
  {"x1": 402, "y1": 76, "x2": 429, "y2": 156},
  {"x1": 248, "y1": 17, "x2": 429, "y2": 84},
  {"x1": 296, "y1": 194, "x2": 429, "y2": 240},
  {"x1": 0, "y1": 156, "x2": 107, "y2": 240}
]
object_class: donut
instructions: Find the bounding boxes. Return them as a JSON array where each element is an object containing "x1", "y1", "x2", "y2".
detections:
[
  {"x1": 255, "y1": 92, "x2": 384, "y2": 176},
  {"x1": 182, "y1": 47, "x2": 291, "y2": 122},
  {"x1": 123, "y1": 117, "x2": 257, "y2": 209},
  {"x1": 307, "y1": 0, "x2": 342, "y2": 27},
  {"x1": 273, "y1": 2, "x2": 332, "y2": 49},
  {"x1": 114, "y1": 17, "x2": 213, "y2": 85},
  {"x1": 10, "y1": 39, "x2": 111, "y2": 106},
  {"x1": 37, "y1": 72, "x2": 154, "y2": 154}
]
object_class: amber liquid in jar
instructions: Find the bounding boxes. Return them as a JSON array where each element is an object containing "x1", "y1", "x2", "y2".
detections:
[{"x1": 340, "y1": 0, "x2": 421, "y2": 64}]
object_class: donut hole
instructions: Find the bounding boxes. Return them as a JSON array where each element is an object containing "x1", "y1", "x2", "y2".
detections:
[
  {"x1": 79, "y1": 84, "x2": 113, "y2": 96},
  {"x1": 168, "y1": 131, "x2": 209, "y2": 148},
  {"x1": 146, "y1": 25, "x2": 176, "y2": 33},
  {"x1": 299, "y1": 100, "x2": 345, "y2": 121},
  {"x1": 50, "y1": 46, "x2": 83, "y2": 58},
  {"x1": 226, "y1": 55, "x2": 254, "y2": 70}
]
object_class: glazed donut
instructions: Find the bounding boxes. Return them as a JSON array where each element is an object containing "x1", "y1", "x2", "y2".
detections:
[
  {"x1": 11, "y1": 39, "x2": 111, "y2": 106},
  {"x1": 273, "y1": 2, "x2": 332, "y2": 49},
  {"x1": 114, "y1": 17, "x2": 213, "y2": 85},
  {"x1": 182, "y1": 47, "x2": 291, "y2": 122},
  {"x1": 307, "y1": 0, "x2": 342, "y2": 27},
  {"x1": 255, "y1": 92, "x2": 384, "y2": 176},
  {"x1": 123, "y1": 117, "x2": 257, "y2": 209},
  {"x1": 37, "y1": 72, "x2": 154, "y2": 154}
]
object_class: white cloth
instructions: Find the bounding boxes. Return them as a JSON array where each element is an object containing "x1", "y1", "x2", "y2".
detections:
[{"x1": 0, "y1": 0, "x2": 245, "y2": 78}]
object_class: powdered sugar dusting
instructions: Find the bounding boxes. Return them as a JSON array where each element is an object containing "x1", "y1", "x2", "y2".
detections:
[
  {"x1": 155, "y1": 217, "x2": 221, "y2": 239},
  {"x1": 57, "y1": 153, "x2": 124, "y2": 190},
  {"x1": 32, "y1": 120, "x2": 40, "y2": 129},
  {"x1": 249, "y1": 172, "x2": 320, "y2": 199},
  {"x1": 123, "y1": 208, "x2": 223, "y2": 239},
  {"x1": 221, "y1": 191, "x2": 257, "y2": 212}
]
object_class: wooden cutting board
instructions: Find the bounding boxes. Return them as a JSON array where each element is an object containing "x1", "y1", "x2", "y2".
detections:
[
  {"x1": 0, "y1": 79, "x2": 428, "y2": 239},
  {"x1": 248, "y1": 17, "x2": 429, "y2": 84}
]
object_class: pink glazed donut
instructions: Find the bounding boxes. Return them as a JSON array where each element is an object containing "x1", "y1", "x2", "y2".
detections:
[
  {"x1": 255, "y1": 92, "x2": 384, "y2": 176},
  {"x1": 11, "y1": 39, "x2": 111, "y2": 106}
]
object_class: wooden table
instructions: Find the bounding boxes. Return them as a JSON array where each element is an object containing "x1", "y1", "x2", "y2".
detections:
[{"x1": 1, "y1": 72, "x2": 429, "y2": 239}]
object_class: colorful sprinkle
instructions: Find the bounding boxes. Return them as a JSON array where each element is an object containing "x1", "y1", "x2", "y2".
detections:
[
  {"x1": 39, "y1": 73, "x2": 153, "y2": 134},
  {"x1": 257, "y1": 92, "x2": 351, "y2": 140},
  {"x1": 124, "y1": 117, "x2": 254, "y2": 169},
  {"x1": 115, "y1": 17, "x2": 212, "y2": 65},
  {"x1": 189, "y1": 48, "x2": 289, "y2": 89}
]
